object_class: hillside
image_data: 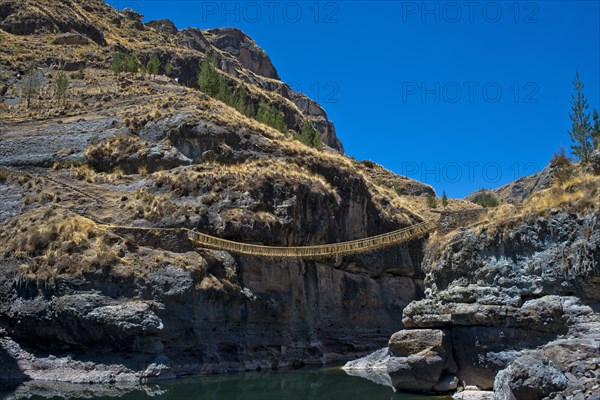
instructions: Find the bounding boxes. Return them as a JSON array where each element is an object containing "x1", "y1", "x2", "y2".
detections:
[
  {"x1": 0, "y1": 0, "x2": 454, "y2": 382},
  {"x1": 2, "y1": 1, "x2": 598, "y2": 399}
]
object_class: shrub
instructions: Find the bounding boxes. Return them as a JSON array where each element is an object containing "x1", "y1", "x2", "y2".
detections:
[
  {"x1": 427, "y1": 193, "x2": 438, "y2": 208},
  {"x1": 111, "y1": 52, "x2": 141, "y2": 77},
  {"x1": 55, "y1": 71, "x2": 69, "y2": 106},
  {"x1": 550, "y1": 147, "x2": 574, "y2": 185},
  {"x1": 441, "y1": 190, "x2": 448, "y2": 208},
  {"x1": 230, "y1": 86, "x2": 255, "y2": 117},
  {"x1": 472, "y1": 190, "x2": 499, "y2": 208},
  {"x1": 126, "y1": 54, "x2": 141, "y2": 76},
  {"x1": 164, "y1": 60, "x2": 174, "y2": 77},
  {"x1": 111, "y1": 52, "x2": 127, "y2": 77},
  {"x1": 256, "y1": 100, "x2": 286, "y2": 133},
  {"x1": 146, "y1": 55, "x2": 160, "y2": 78},
  {"x1": 198, "y1": 55, "x2": 227, "y2": 98},
  {"x1": 20, "y1": 64, "x2": 41, "y2": 109}
]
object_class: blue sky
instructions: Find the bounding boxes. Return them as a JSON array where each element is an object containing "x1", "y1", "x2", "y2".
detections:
[{"x1": 106, "y1": 0, "x2": 600, "y2": 197}]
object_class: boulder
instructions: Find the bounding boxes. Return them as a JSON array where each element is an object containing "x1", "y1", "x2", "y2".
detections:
[
  {"x1": 493, "y1": 354, "x2": 568, "y2": 400},
  {"x1": 388, "y1": 329, "x2": 449, "y2": 357},
  {"x1": 344, "y1": 329, "x2": 458, "y2": 393},
  {"x1": 387, "y1": 351, "x2": 446, "y2": 392},
  {"x1": 52, "y1": 32, "x2": 90, "y2": 45}
]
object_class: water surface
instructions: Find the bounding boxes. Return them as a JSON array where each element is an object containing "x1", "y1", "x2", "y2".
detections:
[{"x1": 0, "y1": 369, "x2": 451, "y2": 400}]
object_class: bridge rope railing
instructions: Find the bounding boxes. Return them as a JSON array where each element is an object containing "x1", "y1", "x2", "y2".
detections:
[{"x1": 187, "y1": 219, "x2": 437, "y2": 258}]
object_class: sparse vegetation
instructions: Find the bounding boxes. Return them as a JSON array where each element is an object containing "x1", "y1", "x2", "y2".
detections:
[
  {"x1": 481, "y1": 172, "x2": 600, "y2": 234},
  {"x1": 296, "y1": 119, "x2": 323, "y2": 150},
  {"x1": 111, "y1": 52, "x2": 141, "y2": 77},
  {"x1": 441, "y1": 190, "x2": 448, "y2": 208},
  {"x1": 146, "y1": 54, "x2": 160, "y2": 78},
  {"x1": 427, "y1": 193, "x2": 438, "y2": 209},
  {"x1": 20, "y1": 64, "x2": 41, "y2": 109},
  {"x1": 84, "y1": 134, "x2": 143, "y2": 173},
  {"x1": 71, "y1": 66, "x2": 85, "y2": 80},
  {"x1": 550, "y1": 147, "x2": 574, "y2": 185},
  {"x1": 164, "y1": 60, "x2": 174, "y2": 77},
  {"x1": 198, "y1": 55, "x2": 288, "y2": 133},
  {"x1": 0, "y1": 168, "x2": 7, "y2": 183},
  {"x1": 55, "y1": 71, "x2": 69, "y2": 106},
  {"x1": 0, "y1": 212, "x2": 121, "y2": 279},
  {"x1": 256, "y1": 100, "x2": 287, "y2": 133}
]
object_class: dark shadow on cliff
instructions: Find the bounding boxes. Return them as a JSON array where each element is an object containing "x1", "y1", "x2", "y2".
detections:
[{"x1": 0, "y1": 345, "x2": 29, "y2": 391}]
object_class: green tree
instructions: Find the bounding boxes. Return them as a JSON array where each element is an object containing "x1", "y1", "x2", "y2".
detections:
[
  {"x1": 20, "y1": 64, "x2": 40, "y2": 109},
  {"x1": 441, "y1": 190, "x2": 448, "y2": 208},
  {"x1": 568, "y1": 71, "x2": 593, "y2": 163},
  {"x1": 198, "y1": 55, "x2": 221, "y2": 96},
  {"x1": 427, "y1": 193, "x2": 438, "y2": 209},
  {"x1": 592, "y1": 109, "x2": 600, "y2": 150},
  {"x1": 256, "y1": 101, "x2": 287, "y2": 133},
  {"x1": 146, "y1": 55, "x2": 160, "y2": 78},
  {"x1": 111, "y1": 52, "x2": 127, "y2": 77},
  {"x1": 297, "y1": 119, "x2": 323, "y2": 150},
  {"x1": 126, "y1": 54, "x2": 141, "y2": 76},
  {"x1": 55, "y1": 71, "x2": 69, "y2": 106},
  {"x1": 164, "y1": 60, "x2": 174, "y2": 77},
  {"x1": 231, "y1": 86, "x2": 255, "y2": 117}
]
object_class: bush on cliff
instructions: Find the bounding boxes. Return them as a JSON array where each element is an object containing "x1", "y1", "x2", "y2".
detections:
[{"x1": 472, "y1": 190, "x2": 499, "y2": 208}]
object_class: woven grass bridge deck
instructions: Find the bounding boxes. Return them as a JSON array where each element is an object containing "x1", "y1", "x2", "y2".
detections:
[{"x1": 187, "y1": 219, "x2": 437, "y2": 258}]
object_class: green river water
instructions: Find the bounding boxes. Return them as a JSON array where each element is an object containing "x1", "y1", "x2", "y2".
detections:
[{"x1": 0, "y1": 369, "x2": 451, "y2": 400}]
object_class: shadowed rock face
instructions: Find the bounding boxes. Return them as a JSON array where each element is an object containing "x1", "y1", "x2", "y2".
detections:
[
  {"x1": 0, "y1": 252, "x2": 421, "y2": 381},
  {"x1": 408, "y1": 213, "x2": 599, "y2": 394}
]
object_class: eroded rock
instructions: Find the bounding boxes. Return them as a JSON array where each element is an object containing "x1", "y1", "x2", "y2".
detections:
[{"x1": 493, "y1": 354, "x2": 568, "y2": 400}]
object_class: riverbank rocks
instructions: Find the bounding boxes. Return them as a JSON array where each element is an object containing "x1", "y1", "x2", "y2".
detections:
[
  {"x1": 343, "y1": 329, "x2": 459, "y2": 393},
  {"x1": 388, "y1": 329, "x2": 449, "y2": 356},
  {"x1": 493, "y1": 354, "x2": 568, "y2": 400},
  {"x1": 346, "y1": 211, "x2": 599, "y2": 398}
]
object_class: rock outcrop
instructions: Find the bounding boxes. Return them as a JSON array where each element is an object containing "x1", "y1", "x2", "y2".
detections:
[
  {"x1": 345, "y1": 210, "x2": 600, "y2": 398},
  {"x1": 203, "y1": 28, "x2": 279, "y2": 80},
  {"x1": 343, "y1": 329, "x2": 458, "y2": 393},
  {"x1": 466, "y1": 166, "x2": 553, "y2": 205},
  {"x1": 493, "y1": 354, "x2": 568, "y2": 400}
]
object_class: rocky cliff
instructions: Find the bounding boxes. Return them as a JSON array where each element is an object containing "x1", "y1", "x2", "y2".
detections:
[
  {"x1": 345, "y1": 174, "x2": 600, "y2": 399},
  {"x1": 0, "y1": 0, "x2": 441, "y2": 383}
]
